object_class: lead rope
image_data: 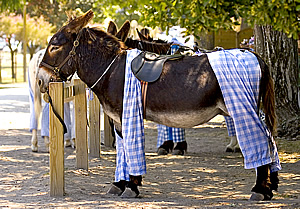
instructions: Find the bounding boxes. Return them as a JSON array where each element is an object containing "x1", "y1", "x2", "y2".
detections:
[{"x1": 47, "y1": 90, "x2": 68, "y2": 134}]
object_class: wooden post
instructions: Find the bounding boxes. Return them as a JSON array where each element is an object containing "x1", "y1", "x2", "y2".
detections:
[
  {"x1": 49, "y1": 82, "x2": 65, "y2": 197},
  {"x1": 74, "y1": 79, "x2": 88, "y2": 170},
  {"x1": 89, "y1": 92, "x2": 101, "y2": 157},
  {"x1": 104, "y1": 113, "x2": 114, "y2": 147}
]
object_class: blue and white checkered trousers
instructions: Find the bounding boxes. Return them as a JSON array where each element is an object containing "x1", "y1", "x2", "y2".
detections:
[
  {"x1": 207, "y1": 49, "x2": 281, "y2": 172},
  {"x1": 114, "y1": 49, "x2": 146, "y2": 182},
  {"x1": 157, "y1": 124, "x2": 185, "y2": 148}
]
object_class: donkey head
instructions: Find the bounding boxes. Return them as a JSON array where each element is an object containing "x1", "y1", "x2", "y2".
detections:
[{"x1": 37, "y1": 10, "x2": 94, "y2": 93}]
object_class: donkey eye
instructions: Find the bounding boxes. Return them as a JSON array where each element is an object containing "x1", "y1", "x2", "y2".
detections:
[{"x1": 49, "y1": 45, "x2": 61, "y2": 52}]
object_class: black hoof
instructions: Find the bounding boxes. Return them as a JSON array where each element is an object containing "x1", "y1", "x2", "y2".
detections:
[
  {"x1": 225, "y1": 147, "x2": 234, "y2": 152},
  {"x1": 107, "y1": 184, "x2": 123, "y2": 195},
  {"x1": 157, "y1": 147, "x2": 168, "y2": 155},
  {"x1": 120, "y1": 187, "x2": 139, "y2": 198},
  {"x1": 172, "y1": 149, "x2": 184, "y2": 155},
  {"x1": 234, "y1": 147, "x2": 241, "y2": 153},
  {"x1": 250, "y1": 192, "x2": 264, "y2": 201}
]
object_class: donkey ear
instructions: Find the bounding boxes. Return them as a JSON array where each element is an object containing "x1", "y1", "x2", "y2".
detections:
[
  {"x1": 136, "y1": 28, "x2": 148, "y2": 41},
  {"x1": 115, "y1": 20, "x2": 130, "y2": 42},
  {"x1": 65, "y1": 11, "x2": 76, "y2": 22},
  {"x1": 107, "y1": 21, "x2": 118, "y2": 35},
  {"x1": 66, "y1": 10, "x2": 94, "y2": 34}
]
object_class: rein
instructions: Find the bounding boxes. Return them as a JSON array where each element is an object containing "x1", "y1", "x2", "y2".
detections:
[
  {"x1": 46, "y1": 90, "x2": 68, "y2": 134},
  {"x1": 90, "y1": 54, "x2": 119, "y2": 89}
]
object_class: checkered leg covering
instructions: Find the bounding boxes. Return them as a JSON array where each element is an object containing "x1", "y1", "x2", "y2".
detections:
[
  {"x1": 207, "y1": 49, "x2": 281, "y2": 172},
  {"x1": 157, "y1": 124, "x2": 185, "y2": 148},
  {"x1": 114, "y1": 49, "x2": 146, "y2": 182},
  {"x1": 224, "y1": 116, "x2": 236, "y2": 137}
]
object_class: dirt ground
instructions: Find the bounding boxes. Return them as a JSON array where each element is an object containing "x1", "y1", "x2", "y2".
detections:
[{"x1": 0, "y1": 84, "x2": 299, "y2": 208}]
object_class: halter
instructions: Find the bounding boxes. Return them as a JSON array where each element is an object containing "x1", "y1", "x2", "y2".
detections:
[
  {"x1": 39, "y1": 30, "x2": 84, "y2": 134},
  {"x1": 40, "y1": 29, "x2": 83, "y2": 81}
]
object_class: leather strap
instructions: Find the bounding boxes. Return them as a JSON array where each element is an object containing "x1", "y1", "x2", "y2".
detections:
[{"x1": 141, "y1": 81, "x2": 148, "y2": 118}]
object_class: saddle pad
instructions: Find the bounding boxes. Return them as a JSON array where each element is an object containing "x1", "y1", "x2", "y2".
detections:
[
  {"x1": 131, "y1": 51, "x2": 183, "y2": 82},
  {"x1": 207, "y1": 49, "x2": 281, "y2": 172}
]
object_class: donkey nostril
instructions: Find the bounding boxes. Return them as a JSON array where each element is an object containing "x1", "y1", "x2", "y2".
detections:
[{"x1": 38, "y1": 79, "x2": 43, "y2": 87}]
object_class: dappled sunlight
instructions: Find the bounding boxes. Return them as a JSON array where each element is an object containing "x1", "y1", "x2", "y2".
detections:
[
  {"x1": 0, "y1": 145, "x2": 28, "y2": 152},
  {"x1": 279, "y1": 152, "x2": 300, "y2": 163}
]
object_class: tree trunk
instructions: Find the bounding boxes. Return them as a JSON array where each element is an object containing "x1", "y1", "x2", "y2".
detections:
[{"x1": 254, "y1": 25, "x2": 299, "y2": 138}]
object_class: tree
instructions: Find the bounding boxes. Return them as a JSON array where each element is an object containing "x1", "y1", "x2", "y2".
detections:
[
  {"x1": 26, "y1": 15, "x2": 55, "y2": 59},
  {"x1": 95, "y1": 0, "x2": 299, "y2": 137},
  {"x1": 0, "y1": 14, "x2": 23, "y2": 81}
]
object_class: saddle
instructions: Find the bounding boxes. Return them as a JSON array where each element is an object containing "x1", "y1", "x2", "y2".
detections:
[{"x1": 131, "y1": 51, "x2": 183, "y2": 82}]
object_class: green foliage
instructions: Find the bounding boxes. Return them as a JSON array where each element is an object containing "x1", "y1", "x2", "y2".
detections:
[
  {"x1": 241, "y1": 0, "x2": 300, "y2": 39},
  {"x1": 92, "y1": 0, "x2": 299, "y2": 40},
  {"x1": 0, "y1": 0, "x2": 23, "y2": 12}
]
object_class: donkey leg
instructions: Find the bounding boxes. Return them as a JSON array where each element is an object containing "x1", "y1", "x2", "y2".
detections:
[
  {"x1": 43, "y1": 136, "x2": 50, "y2": 153},
  {"x1": 250, "y1": 164, "x2": 273, "y2": 201},
  {"x1": 270, "y1": 171, "x2": 279, "y2": 192},
  {"x1": 31, "y1": 129, "x2": 38, "y2": 152},
  {"x1": 157, "y1": 140, "x2": 174, "y2": 155},
  {"x1": 172, "y1": 141, "x2": 187, "y2": 155},
  {"x1": 226, "y1": 136, "x2": 238, "y2": 152},
  {"x1": 120, "y1": 175, "x2": 142, "y2": 198}
]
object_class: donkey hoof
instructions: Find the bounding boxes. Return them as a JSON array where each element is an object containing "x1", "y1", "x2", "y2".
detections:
[
  {"x1": 64, "y1": 139, "x2": 72, "y2": 148},
  {"x1": 234, "y1": 147, "x2": 241, "y2": 153},
  {"x1": 157, "y1": 147, "x2": 168, "y2": 155},
  {"x1": 70, "y1": 138, "x2": 76, "y2": 148},
  {"x1": 107, "y1": 184, "x2": 123, "y2": 196},
  {"x1": 31, "y1": 145, "x2": 38, "y2": 152},
  {"x1": 120, "y1": 187, "x2": 139, "y2": 198},
  {"x1": 172, "y1": 149, "x2": 185, "y2": 155},
  {"x1": 225, "y1": 147, "x2": 234, "y2": 152},
  {"x1": 250, "y1": 192, "x2": 264, "y2": 201}
]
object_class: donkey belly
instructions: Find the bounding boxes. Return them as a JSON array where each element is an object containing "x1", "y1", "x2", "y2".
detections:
[{"x1": 146, "y1": 101, "x2": 227, "y2": 128}]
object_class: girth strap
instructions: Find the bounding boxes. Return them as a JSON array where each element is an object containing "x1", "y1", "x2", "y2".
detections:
[{"x1": 141, "y1": 81, "x2": 148, "y2": 118}]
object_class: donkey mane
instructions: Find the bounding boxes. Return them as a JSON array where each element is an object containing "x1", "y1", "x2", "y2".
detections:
[
  {"x1": 125, "y1": 38, "x2": 171, "y2": 55},
  {"x1": 77, "y1": 27, "x2": 125, "y2": 60}
]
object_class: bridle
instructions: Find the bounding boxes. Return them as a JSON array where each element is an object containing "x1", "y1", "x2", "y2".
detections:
[
  {"x1": 39, "y1": 30, "x2": 84, "y2": 134},
  {"x1": 40, "y1": 29, "x2": 84, "y2": 82}
]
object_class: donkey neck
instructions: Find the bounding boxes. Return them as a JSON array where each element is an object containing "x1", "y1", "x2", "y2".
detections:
[{"x1": 74, "y1": 28, "x2": 123, "y2": 88}]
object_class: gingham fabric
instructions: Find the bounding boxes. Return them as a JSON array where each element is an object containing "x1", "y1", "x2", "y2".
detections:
[
  {"x1": 207, "y1": 49, "x2": 281, "y2": 172},
  {"x1": 157, "y1": 124, "x2": 185, "y2": 148},
  {"x1": 115, "y1": 49, "x2": 146, "y2": 182},
  {"x1": 224, "y1": 116, "x2": 236, "y2": 137}
]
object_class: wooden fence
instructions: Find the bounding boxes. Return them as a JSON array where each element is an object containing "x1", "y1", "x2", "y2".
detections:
[{"x1": 48, "y1": 79, "x2": 114, "y2": 196}]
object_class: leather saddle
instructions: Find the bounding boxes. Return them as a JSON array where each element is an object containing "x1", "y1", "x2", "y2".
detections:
[{"x1": 131, "y1": 51, "x2": 183, "y2": 82}]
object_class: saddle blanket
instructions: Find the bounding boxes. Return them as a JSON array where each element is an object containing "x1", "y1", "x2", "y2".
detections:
[
  {"x1": 115, "y1": 49, "x2": 146, "y2": 182},
  {"x1": 207, "y1": 49, "x2": 281, "y2": 172}
]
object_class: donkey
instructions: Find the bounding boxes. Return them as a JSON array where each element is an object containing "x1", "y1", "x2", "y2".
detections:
[{"x1": 37, "y1": 10, "x2": 280, "y2": 200}]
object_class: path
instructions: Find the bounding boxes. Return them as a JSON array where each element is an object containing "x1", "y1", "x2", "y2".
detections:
[{"x1": 0, "y1": 83, "x2": 299, "y2": 208}]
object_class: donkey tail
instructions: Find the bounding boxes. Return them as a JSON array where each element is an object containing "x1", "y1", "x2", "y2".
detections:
[{"x1": 259, "y1": 58, "x2": 277, "y2": 136}]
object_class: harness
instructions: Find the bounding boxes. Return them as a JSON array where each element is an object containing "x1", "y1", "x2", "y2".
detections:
[
  {"x1": 39, "y1": 30, "x2": 84, "y2": 134},
  {"x1": 40, "y1": 30, "x2": 84, "y2": 82}
]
